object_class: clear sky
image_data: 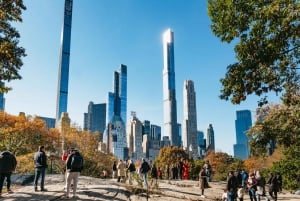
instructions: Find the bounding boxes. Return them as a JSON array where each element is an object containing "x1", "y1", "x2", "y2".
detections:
[{"x1": 5, "y1": 0, "x2": 280, "y2": 155}]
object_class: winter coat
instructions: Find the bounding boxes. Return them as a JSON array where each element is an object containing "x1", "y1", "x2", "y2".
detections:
[{"x1": 0, "y1": 151, "x2": 17, "y2": 173}]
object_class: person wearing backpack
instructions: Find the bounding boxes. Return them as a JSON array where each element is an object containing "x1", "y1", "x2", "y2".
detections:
[
  {"x1": 140, "y1": 158, "x2": 150, "y2": 188},
  {"x1": 0, "y1": 151, "x2": 17, "y2": 196},
  {"x1": 65, "y1": 149, "x2": 83, "y2": 199}
]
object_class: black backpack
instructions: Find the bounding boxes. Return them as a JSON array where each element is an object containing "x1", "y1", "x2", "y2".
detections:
[{"x1": 71, "y1": 154, "x2": 83, "y2": 169}]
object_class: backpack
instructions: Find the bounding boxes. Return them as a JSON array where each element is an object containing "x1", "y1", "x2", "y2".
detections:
[{"x1": 71, "y1": 154, "x2": 83, "y2": 169}]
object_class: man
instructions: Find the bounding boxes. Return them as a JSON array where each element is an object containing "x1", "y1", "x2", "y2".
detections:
[
  {"x1": 227, "y1": 170, "x2": 238, "y2": 201},
  {"x1": 0, "y1": 151, "x2": 17, "y2": 196},
  {"x1": 140, "y1": 158, "x2": 150, "y2": 188},
  {"x1": 33, "y1": 145, "x2": 48, "y2": 192},
  {"x1": 65, "y1": 149, "x2": 83, "y2": 199}
]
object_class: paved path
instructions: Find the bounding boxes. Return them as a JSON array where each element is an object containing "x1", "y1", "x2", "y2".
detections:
[{"x1": 1, "y1": 175, "x2": 299, "y2": 201}]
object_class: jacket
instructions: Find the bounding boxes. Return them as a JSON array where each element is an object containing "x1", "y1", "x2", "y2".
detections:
[
  {"x1": 0, "y1": 151, "x2": 17, "y2": 173},
  {"x1": 34, "y1": 150, "x2": 48, "y2": 169},
  {"x1": 66, "y1": 151, "x2": 83, "y2": 172}
]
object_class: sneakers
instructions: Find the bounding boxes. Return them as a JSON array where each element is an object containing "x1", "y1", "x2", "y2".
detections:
[
  {"x1": 41, "y1": 188, "x2": 47, "y2": 192},
  {"x1": 7, "y1": 189, "x2": 13, "y2": 193},
  {"x1": 200, "y1": 195, "x2": 206, "y2": 198},
  {"x1": 34, "y1": 187, "x2": 38, "y2": 192}
]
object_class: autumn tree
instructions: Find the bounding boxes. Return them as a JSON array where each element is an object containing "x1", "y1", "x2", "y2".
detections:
[
  {"x1": 208, "y1": 0, "x2": 300, "y2": 106},
  {"x1": 0, "y1": 0, "x2": 27, "y2": 93}
]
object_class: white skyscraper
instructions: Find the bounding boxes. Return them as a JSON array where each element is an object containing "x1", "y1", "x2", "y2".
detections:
[{"x1": 182, "y1": 80, "x2": 198, "y2": 158}]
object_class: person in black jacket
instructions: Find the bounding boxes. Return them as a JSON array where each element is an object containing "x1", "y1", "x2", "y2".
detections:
[
  {"x1": 65, "y1": 149, "x2": 83, "y2": 199},
  {"x1": 0, "y1": 151, "x2": 17, "y2": 196},
  {"x1": 267, "y1": 172, "x2": 278, "y2": 201},
  {"x1": 33, "y1": 145, "x2": 47, "y2": 192}
]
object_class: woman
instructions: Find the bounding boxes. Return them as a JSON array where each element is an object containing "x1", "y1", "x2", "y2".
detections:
[
  {"x1": 247, "y1": 172, "x2": 258, "y2": 201},
  {"x1": 199, "y1": 167, "x2": 207, "y2": 198},
  {"x1": 183, "y1": 159, "x2": 189, "y2": 180}
]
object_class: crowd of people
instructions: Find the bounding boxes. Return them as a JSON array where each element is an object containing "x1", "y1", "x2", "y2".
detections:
[{"x1": 224, "y1": 169, "x2": 283, "y2": 201}]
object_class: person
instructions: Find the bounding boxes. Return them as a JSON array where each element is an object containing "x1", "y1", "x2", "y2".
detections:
[
  {"x1": 199, "y1": 167, "x2": 207, "y2": 198},
  {"x1": 103, "y1": 169, "x2": 108, "y2": 179},
  {"x1": 65, "y1": 148, "x2": 83, "y2": 199},
  {"x1": 117, "y1": 160, "x2": 125, "y2": 182},
  {"x1": 165, "y1": 164, "x2": 170, "y2": 180},
  {"x1": 267, "y1": 172, "x2": 278, "y2": 201},
  {"x1": 247, "y1": 172, "x2": 258, "y2": 201},
  {"x1": 157, "y1": 167, "x2": 162, "y2": 179},
  {"x1": 140, "y1": 158, "x2": 150, "y2": 188},
  {"x1": 178, "y1": 158, "x2": 184, "y2": 180},
  {"x1": 127, "y1": 160, "x2": 136, "y2": 185},
  {"x1": 276, "y1": 173, "x2": 282, "y2": 193},
  {"x1": 33, "y1": 145, "x2": 48, "y2": 192},
  {"x1": 203, "y1": 160, "x2": 212, "y2": 182},
  {"x1": 227, "y1": 170, "x2": 238, "y2": 201},
  {"x1": 183, "y1": 159, "x2": 189, "y2": 180},
  {"x1": 255, "y1": 170, "x2": 269, "y2": 201},
  {"x1": 112, "y1": 161, "x2": 117, "y2": 179},
  {"x1": 241, "y1": 170, "x2": 249, "y2": 190},
  {"x1": 0, "y1": 151, "x2": 17, "y2": 196}
]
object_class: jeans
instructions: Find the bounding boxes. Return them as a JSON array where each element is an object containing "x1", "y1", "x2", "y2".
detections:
[
  {"x1": 227, "y1": 190, "x2": 237, "y2": 201},
  {"x1": 141, "y1": 173, "x2": 148, "y2": 187},
  {"x1": 34, "y1": 167, "x2": 46, "y2": 190},
  {"x1": 0, "y1": 172, "x2": 12, "y2": 192}
]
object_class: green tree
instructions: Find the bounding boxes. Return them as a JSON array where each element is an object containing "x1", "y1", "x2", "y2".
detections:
[
  {"x1": 208, "y1": 0, "x2": 300, "y2": 106},
  {"x1": 0, "y1": 0, "x2": 27, "y2": 93}
]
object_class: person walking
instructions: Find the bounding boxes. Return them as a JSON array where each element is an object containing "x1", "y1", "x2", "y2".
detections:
[
  {"x1": 140, "y1": 158, "x2": 150, "y2": 188},
  {"x1": 199, "y1": 167, "x2": 208, "y2": 198},
  {"x1": 227, "y1": 170, "x2": 238, "y2": 201},
  {"x1": 247, "y1": 172, "x2": 258, "y2": 201},
  {"x1": 65, "y1": 149, "x2": 83, "y2": 199},
  {"x1": 0, "y1": 151, "x2": 17, "y2": 196},
  {"x1": 183, "y1": 159, "x2": 189, "y2": 180},
  {"x1": 267, "y1": 172, "x2": 278, "y2": 201},
  {"x1": 33, "y1": 145, "x2": 48, "y2": 192}
]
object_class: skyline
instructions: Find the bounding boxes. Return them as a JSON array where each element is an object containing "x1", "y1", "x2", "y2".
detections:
[{"x1": 4, "y1": 0, "x2": 281, "y2": 155}]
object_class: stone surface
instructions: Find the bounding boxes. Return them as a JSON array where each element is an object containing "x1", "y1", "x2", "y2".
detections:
[{"x1": 0, "y1": 174, "x2": 299, "y2": 201}]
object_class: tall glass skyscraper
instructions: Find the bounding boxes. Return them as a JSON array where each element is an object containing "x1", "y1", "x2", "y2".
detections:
[
  {"x1": 183, "y1": 80, "x2": 198, "y2": 158},
  {"x1": 234, "y1": 110, "x2": 252, "y2": 159},
  {"x1": 162, "y1": 29, "x2": 179, "y2": 146},
  {"x1": 55, "y1": 0, "x2": 73, "y2": 125}
]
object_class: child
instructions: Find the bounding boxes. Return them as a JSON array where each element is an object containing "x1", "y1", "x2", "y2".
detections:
[{"x1": 237, "y1": 187, "x2": 245, "y2": 201}]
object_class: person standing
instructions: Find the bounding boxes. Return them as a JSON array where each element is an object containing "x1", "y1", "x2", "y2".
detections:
[
  {"x1": 0, "y1": 151, "x2": 17, "y2": 196},
  {"x1": 117, "y1": 160, "x2": 125, "y2": 182},
  {"x1": 127, "y1": 160, "x2": 136, "y2": 185},
  {"x1": 65, "y1": 149, "x2": 83, "y2": 199},
  {"x1": 247, "y1": 172, "x2": 258, "y2": 201},
  {"x1": 112, "y1": 161, "x2": 117, "y2": 179},
  {"x1": 140, "y1": 158, "x2": 150, "y2": 188},
  {"x1": 33, "y1": 145, "x2": 48, "y2": 192},
  {"x1": 183, "y1": 159, "x2": 189, "y2": 180},
  {"x1": 203, "y1": 160, "x2": 212, "y2": 182},
  {"x1": 199, "y1": 167, "x2": 207, "y2": 198}
]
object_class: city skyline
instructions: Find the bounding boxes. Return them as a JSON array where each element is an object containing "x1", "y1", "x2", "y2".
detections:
[{"x1": 4, "y1": 1, "x2": 281, "y2": 155}]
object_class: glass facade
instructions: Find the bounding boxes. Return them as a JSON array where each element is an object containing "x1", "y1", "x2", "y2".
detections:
[
  {"x1": 234, "y1": 110, "x2": 252, "y2": 159},
  {"x1": 0, "y1": 93, "x2": 4, "y2": 111},
  {"x1": 162, "y1": 29, "x2": 179, "y2": 146},
  {"x1": 206, "y1": 124, "x2": 215, "y2": 151},
  {"x1": 83, "y1": 102, "x2": 106, "y2": 141},
  {"x1": 56, "y1": 0, "x2": 73, "y2": 125}
]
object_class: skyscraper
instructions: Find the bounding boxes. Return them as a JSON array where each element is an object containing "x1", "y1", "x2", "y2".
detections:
[
  {"x1": 234, "y1": 110, "x2": 252, "y2": 159},
  {"x1": 206, "y1": 124, "x2": 215, "y2": 152},
  {"x1": 127, "y1": 113, "x2": 143, "y2": 160},
  {"x1": 104, "y1": 64, "x2": 128, "y2": 160},
  {"x1": 162, "y1": 28, "x2": 179, "y2": 146},
  {"x1": 55, "y1": 0, "x2": 73, "y2": 125},
  {"x1": 83, "y1": 102, "x2": 106, "y2": 141},
  {"x1": 0, "y1": 82, "x2": 5, "y2": 111},
  {"x1": 182, "y1": 80, "x2": 198, "y2": 158}
]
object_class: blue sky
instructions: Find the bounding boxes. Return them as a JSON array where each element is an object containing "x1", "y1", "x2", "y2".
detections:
[{"x1": 5, "y1": 0, "x2": 280, "y2": 154}]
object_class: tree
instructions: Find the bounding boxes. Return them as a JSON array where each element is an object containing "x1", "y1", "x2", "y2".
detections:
[
  {"x1": 208, "y1": 0, "x2": 300, "y2": 106},
  {"x1": 0, "y1": 0, "x2": 27, "y2": 93}
]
